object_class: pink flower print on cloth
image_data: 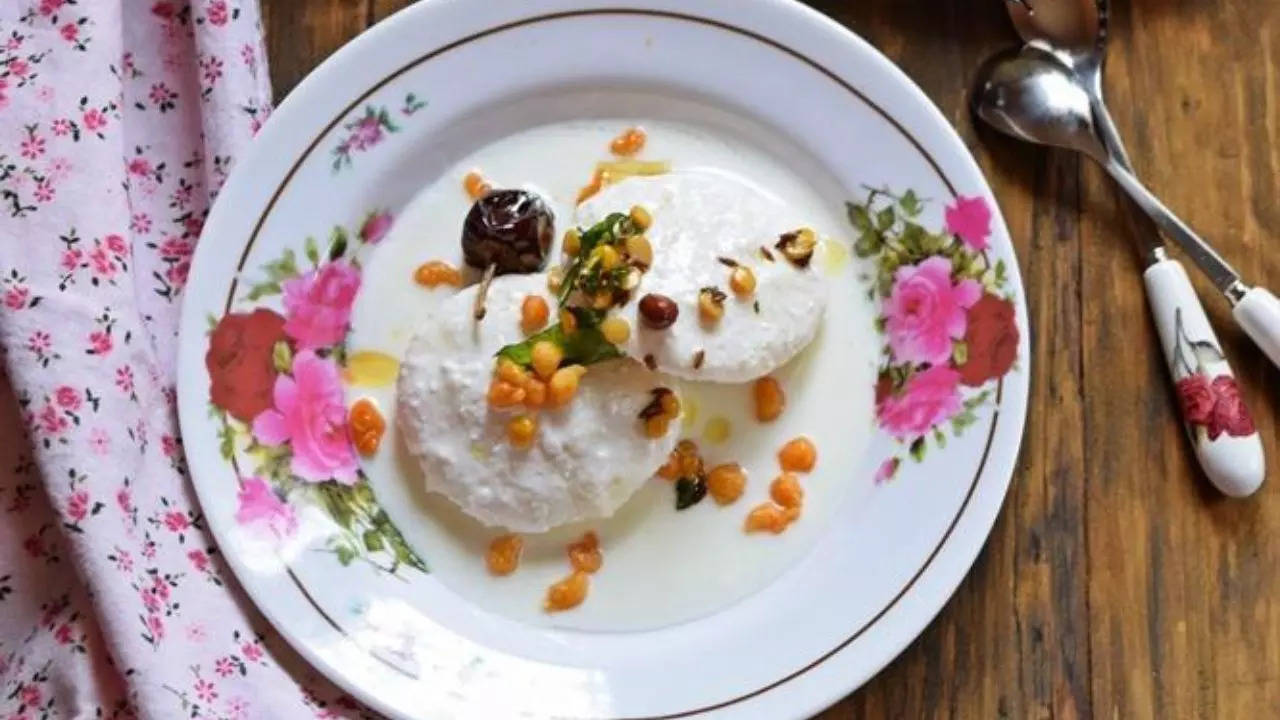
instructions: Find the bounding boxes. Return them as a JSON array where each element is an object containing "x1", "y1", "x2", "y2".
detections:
[
  {"x1": 945, "y1": 195, "x2": 992, "y2": 251},
  {"x1": 251, "y1": 351, "x2": 358, "y2": 484},
  {"x1": 884, "y1": 256, "x2": 982, "y2": 366},
  {"x1": 281, "y1": 260, "x2": 361, "y2": 350}
]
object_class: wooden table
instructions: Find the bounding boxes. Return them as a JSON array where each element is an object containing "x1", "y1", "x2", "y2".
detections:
[{"x1": 262, "y1": 2, "x2": 1280, "y2": 716}]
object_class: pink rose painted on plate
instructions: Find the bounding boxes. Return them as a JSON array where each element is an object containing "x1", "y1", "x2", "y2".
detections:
[
  {"x1": 359, "y1": 210, "x2": 393, "y2": 244},
  {"x1": 876, "y1": 365, "x2": 964, "y2": 441},
  {"x1": 251, "y1": 351, "x2": 357, "y2": 484},
  {"x1": 208, "y1": 211, "x2": 428, "y2": 575},
  {"x1": 850, "y1": 188, "x2": 1018, "y2": 477},
  {"x1": 234, "y1": 477, "x2": 298, "y2": 540},
  {"x1": 349, "y1": 115, "x2": 383, "y2": 150},
  {"x1": 945, "y1": 194, "x2": 992, "y2": 251},
  {"x1": 873, "y1": 458, "x2": 900, "y2": 485},
  {"x1": 884, "y1": 256, "x2": 982, "y2": 366},
  {"x1": 280, "y1": 261, "x2": 360, "y2": 350}
]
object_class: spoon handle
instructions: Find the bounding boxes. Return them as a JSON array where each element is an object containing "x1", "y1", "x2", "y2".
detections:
[
  {"x1": 1144, "y1": 259, "x2": 1265, "y2": 497},
  {"x1": 1233, "y1": 287, "x2": 1280, "y2": 368},
  {"x1": 1084, "y1": 94, "x2": 1266, "y2": 491},
  {"x1": 1101, "y1": 159, "x2": 1280, "y2": 372},
  {"x1": 1101, "y1": 159, "x2": 1242, "y2": 294}
]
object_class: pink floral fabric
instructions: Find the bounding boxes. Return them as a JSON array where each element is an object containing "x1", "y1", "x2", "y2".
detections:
[{"x1": 0, "y1": 2, "x2": 372, "y2": 717}]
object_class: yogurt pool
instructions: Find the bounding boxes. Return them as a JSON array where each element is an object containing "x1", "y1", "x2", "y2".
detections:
[{"x1": 347, "y1": 118, "x2": 877, "y2": 631}]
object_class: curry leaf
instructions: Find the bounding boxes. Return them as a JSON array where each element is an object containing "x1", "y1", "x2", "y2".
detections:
[
  {"x1": 496, "y1": 322, "x2": 623, "y2": 368},
  {"x1": 557, "y1": 213, "x2": 628, "y2": 305}
]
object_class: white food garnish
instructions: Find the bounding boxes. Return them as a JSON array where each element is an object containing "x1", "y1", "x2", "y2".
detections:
[
  {"x1": 576, "y1": 169, "x2": 828, "y2": 382},
  {"x1": 396, "y1": 273, "x2": 680, "y2": 532}
]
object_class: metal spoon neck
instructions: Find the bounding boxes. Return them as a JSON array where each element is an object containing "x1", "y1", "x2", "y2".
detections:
[{"x1": 1099, "y1": 159, "x2": 1243, "y2": 295}]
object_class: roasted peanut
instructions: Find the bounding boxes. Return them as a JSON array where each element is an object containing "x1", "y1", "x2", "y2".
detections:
[{"x1": 638, "y1": 293, "x2": 678, "y2": 329}]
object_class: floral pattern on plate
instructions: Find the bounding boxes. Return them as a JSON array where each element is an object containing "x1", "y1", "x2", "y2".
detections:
[
  {"x1": 850, "y1": 189, "x2": 1019, "y2": 483},
  {"x1": 331, "y1": 93, "x2": 427, "y2": 172},
  {"x1": 205, "y1": 210, "x2": 425, "y2": 575}
]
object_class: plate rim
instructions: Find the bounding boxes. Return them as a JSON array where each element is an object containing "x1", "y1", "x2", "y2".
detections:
[{"x1": 178, "y1": 2, "x2": 1030, "y2": 717}]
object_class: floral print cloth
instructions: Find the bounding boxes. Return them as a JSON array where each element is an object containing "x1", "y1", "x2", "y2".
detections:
[{"x1": 0, "y1": 2, "x2": 372, "y2": 717}]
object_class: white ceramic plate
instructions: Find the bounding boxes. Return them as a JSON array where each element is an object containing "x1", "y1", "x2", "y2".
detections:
[{"x1": 177, "y1": 1, "x2": 1030, "y2": 717}]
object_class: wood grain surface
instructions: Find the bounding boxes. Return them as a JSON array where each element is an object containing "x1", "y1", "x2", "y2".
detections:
[{"x1": 259, "y1": 1, "x2": 1280, "y2": 717}]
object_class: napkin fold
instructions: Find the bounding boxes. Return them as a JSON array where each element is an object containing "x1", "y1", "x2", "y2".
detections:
[{"x1": 0, "y1": 2, "x2": 369, "y2": 717}]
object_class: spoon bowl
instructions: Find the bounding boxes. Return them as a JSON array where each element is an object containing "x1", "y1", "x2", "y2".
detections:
[
  {"x1": 1007, "y1": 0, "x2": 1102, "y2": 57},
  {"x1": 972, "y1": 46, "x2": 1108, "y2": 160}
]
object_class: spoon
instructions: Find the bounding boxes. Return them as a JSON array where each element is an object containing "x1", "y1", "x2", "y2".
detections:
[
  {"x1": 972, "y1": 46, "x2": 1270, "y2": 496},
  {"x1": 990, "y1": 5, "x2": 1280, "y2": 364},
  {"x1": 1002, "y1": 1, "x2": 1269, "y2": 497}
]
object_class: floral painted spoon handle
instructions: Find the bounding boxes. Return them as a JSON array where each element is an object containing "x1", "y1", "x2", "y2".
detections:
[
  {"x1": 1144, "y1": 259, "x2": 1265, "y2": 496},
  {"x1": 1089, "y1": 89, "x2": 1266, "y2": 496}
]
